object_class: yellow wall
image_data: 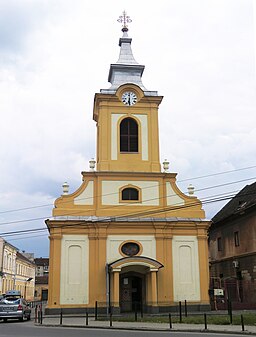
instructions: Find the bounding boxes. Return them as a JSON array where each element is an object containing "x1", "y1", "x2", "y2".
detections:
[
  {"x1": 93, "y1": 84, "x2": 162, "y2": 173},
  {"x1": 47, "y1": 218, "x2": 210, "y2": 309},
  {"x1": 15, "y1": 257, "x2": 35, "y2": 301}
]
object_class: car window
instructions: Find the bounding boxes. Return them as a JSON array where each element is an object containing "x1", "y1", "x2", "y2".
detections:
[{"x1": 0, "y1": 298, "x2": 20, "y2": 304}]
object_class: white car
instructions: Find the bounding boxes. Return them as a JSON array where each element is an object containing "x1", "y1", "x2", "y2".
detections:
[{"x1": 0, "y1": 291, "x2": 31, "y2": 322}]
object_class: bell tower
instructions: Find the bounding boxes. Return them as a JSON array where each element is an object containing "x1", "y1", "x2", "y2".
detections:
[{"x1": 93, "y1": 12, "x2": 162, "y2": 172}]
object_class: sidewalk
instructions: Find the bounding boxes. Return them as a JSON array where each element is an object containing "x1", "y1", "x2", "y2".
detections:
[{"x1": 36, "y1": 315, "x2": 256, "y2": 335}]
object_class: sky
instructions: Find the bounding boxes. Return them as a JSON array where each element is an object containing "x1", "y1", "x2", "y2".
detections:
[{"x1": 0, "y1": 0, "x2": 256, "y2": 257}]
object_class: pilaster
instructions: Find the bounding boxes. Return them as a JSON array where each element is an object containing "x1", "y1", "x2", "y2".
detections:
[
  {"x1": 197, "y1": 231, "x2": 210, "y2": 304},
  {"x1": 112, "y1": 269, "x2": 120, "y2": 307},
  {"x1": 48, "y1": 232, "x2": 62, "y2": 308}
]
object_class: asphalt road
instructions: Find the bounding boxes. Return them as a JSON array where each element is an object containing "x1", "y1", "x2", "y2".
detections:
[{"x1": 0, "y1": 320, "x2": 249, "y2": 337}]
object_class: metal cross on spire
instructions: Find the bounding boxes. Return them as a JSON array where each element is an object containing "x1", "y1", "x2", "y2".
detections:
[{"x1": 117, "y1": 11, "x2": 132, "y2": 32}]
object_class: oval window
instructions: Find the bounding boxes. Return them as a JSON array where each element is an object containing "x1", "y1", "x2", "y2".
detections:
[{"x1": 121, "y1": 242, "x2": 140, "y2": 257}]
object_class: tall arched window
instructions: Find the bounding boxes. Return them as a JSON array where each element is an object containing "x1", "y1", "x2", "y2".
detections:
[
  {"x1": 120, "y1": 117, "x2": 138, "y2": 152},
  {"x1": 122, "y1": 187, "x2": 139, "y2": 201}
]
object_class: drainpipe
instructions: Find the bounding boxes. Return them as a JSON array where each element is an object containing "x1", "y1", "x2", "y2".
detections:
[{"x1": 106, "y1": 264, "x2": 111, "y2": 314}]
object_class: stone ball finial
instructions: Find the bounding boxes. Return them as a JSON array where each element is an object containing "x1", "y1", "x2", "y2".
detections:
[
  {"x1": 162, "y1": 159, "x2": 169, "y2": 172},
  {"x1": 187, "y1": 184, "x2": 195, "y2": 196},
  {"x1": 62, "y1": 182, "x2": 69, "y2": 195},
  {"x1": 89, "y1": 158, "x2": 96, "y2": 171}
]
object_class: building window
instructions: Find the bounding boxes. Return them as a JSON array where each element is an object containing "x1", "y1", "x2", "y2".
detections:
[
  {"x1": 234, "y1": 231, "x2": 240, "y2": 247},
  {"x1": 120, "y1": 118, "x2": 138, "y2": 152},
  {"x1": 217, "y1": 237, "x2": 222, "y2": 251},
  {"x1": 122, "y1": 187, "x2": 139, "y2": 201}
]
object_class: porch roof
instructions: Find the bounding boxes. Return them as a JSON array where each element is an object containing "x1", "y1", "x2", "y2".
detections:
[{"x1": 108, "y1": 256, "x2": 163, "y2": 272}]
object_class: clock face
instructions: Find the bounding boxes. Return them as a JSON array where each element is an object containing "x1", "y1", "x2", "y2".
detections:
[{"x1": 122, "y1": 91, "x2": 137, "y2": 106}]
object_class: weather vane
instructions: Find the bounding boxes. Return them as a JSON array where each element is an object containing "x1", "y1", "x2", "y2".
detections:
[{"x1": 117, "y1": 11, "x2": 132, "y2": 32}]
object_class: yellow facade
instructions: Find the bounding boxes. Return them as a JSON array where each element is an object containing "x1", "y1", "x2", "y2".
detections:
[
  {"x1": 46, "y1": 22, "x2": 210, "y2": 313},
  {"x1": 15, "y1": 253, "x2": 35, "y2": 301},
  {"x1": 0, "y1": 241, "x2": 35, "y2": 301},
  {"x1": 1, "y1": 242, "x2": 17, "y2": 295}
]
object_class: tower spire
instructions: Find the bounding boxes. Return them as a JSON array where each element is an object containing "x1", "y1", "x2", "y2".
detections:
[{"x1": 100, "y1": 12, "x2": 157, "y2": 96}]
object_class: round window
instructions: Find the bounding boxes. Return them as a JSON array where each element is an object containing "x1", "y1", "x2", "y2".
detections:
[{"x1": 121, "y1": 242, "x2": 140, "y2": 257}]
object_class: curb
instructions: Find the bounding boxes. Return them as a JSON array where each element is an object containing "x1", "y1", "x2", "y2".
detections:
[{"x1": 34, "y1": 323, "x2": 256, "y2": 335}]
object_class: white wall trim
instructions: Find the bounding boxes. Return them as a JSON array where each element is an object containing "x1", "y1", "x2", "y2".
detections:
[
  {"x1": 111, "y1": 113, "x2": 125, "y2": 160},
  {"x1": 172, "y1": 235, "x2": 200, "y2": 302},
  {"x1": 107, "y1": 235, "x2": 156, "y2": 264},
  {"x1": 166, "y1": 182, "x2": 185, "y2": 206},
  {"x1": 102, "y1": 180, "x2": 159, "y2": 205},
  {"x1": 74, "y1": 181, "x2": 94, "y2": 205},
  {"x1": 60, "y1": 235, "x2": 89, "y2": 305},
  {"x1": 133, "y1": 114, "x2": 148, "y2": 161}
]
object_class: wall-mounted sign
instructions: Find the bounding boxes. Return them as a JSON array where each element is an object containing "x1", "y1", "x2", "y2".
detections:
[{"x1": 214, "y1": 289, "x2": 224, "y2": 296}]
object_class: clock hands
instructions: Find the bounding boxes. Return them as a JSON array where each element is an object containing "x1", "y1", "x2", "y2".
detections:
[
  {"x1": 121, "y1": 91, "x2": 137, "y2": 105},
  {"x1": 128, "y1": 92, "x2": 131, "y2": 105}
]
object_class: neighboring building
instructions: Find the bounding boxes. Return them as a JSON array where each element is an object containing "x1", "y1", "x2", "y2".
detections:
[
  {"x1": 34, "y1": 258, "x2": 49, "y2": 301},
  {"x1": 35, "y1": 258, "x2": 49, "y2": 276},
  {"x1": 0, "y1": 237, "x2": 4, "y2": 294},
  {"x1": 46, "y1": 16, "x2": 210, "y2": 314},
  {"x1": 0, "y1": 239, "x2": 18, "y2": 295},
  {"x1": 15, "y1": 252, "x2": 35, "y2": 301},
  {"x1": 22, "y1": 252, "x2": 35, "y2": 262},
  {"x1": 209, "y1": 182, "x2": 256, "y2": 309},
  {"x1": 0, "y1": 238, "x2": 36, "y2": 300},
  {"x1": 35, "y1": 276, "x2": 48, "y2": 301}
]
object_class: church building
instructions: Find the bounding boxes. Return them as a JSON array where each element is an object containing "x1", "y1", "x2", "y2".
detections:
[{"x1": 46, "y1": 13, "x2": 210, "y2": 313}]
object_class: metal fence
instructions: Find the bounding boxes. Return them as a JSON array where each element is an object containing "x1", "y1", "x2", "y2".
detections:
[{"x1": 34, "y1": 301, "x2": 248, "y2": 332}]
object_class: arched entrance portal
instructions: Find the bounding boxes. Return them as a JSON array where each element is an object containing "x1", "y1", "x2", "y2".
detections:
[{"x1": 108, "y1": 256, "x2": 163, "y2": 313}]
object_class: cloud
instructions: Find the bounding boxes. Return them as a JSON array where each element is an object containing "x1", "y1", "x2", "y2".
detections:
[
  {"x1": 0, "y1": 0, "x2": 256, "y2": 256},
  {"x1": 0, "y1": 0, "x2": 52, "y2": 58}
]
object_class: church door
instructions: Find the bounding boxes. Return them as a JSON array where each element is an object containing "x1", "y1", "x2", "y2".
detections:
[{"x1": 120, "y1": 274, "x2": 143, "y2": 312}]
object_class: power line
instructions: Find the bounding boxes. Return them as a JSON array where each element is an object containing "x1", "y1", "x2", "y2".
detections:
[
  {"x1": 7, "y1": 234, "x2": 48, "y2": 242},
  {"x1": 178, "y1": 165, "x2": 256, "y2": 182},
  {"x1": 0, "y1": 228, "x2": 46, "y2": 237},
  {"x1": 0, "y1": 202, "x2": 54, "y2": 215},
  {"x1": 51, "y1": 191, "x2": 237, "y2": 227},
  {"x1": 1, "y1": 188, "x2": 255, "y2": 239},
  {"x1": 0, "y1": 164, "x2": 255, "y2": 215},
  {"x1": 0, "y1": 175, "x2": 255, "y2": 228}
]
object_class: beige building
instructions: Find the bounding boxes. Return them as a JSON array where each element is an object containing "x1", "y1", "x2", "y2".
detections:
[
  {"x1": 0, "y1": 238, "x2": 17, "y2": 295},
  {"x1": 0, "y1": 237, "x2": 4, "y2": 294},
  {"x1": 0, "y1": 238, "x2": 35, "y2": 300},
  {"x1": 46, "y1": 18, "x2": 210, "y2": 313},
  {"x1": 15, "y1": 252, "x2": 35, "y2": 301}
]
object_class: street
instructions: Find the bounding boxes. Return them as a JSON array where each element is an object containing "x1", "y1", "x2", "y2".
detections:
[{"x1": 0, "y1": 320, "x2": 250, "y2": 337}]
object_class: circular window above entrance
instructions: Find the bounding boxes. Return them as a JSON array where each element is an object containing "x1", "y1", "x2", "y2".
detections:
[{"x1": 120, "y1": 242, "x2": 141, "y2": 257}]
